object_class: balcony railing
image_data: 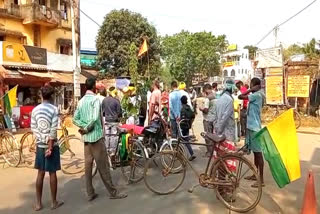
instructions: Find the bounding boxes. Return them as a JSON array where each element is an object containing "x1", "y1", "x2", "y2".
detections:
[
  {"x1": 21, "y1": 3, "x2": 61, "y2": 27},
  {"x1": 0, "y1": 3, "x2": 21, "y2": 18}
]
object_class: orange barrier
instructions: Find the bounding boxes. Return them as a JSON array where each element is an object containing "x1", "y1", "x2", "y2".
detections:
[{"x1": 301, "y1": 170, "x2": 317, "y2": 214}]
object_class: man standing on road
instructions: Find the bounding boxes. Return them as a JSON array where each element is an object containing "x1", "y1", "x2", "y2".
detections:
[
  {"x1": 169, "y1": 81, "x2": 181, "y2": 138},
  {"x1": 200, "y1": 84, "x2": 214, "y2": 156},
  {"x1": 148, "y1": 80, "x2": 162, "y2": 124},
  {"x1": 215, "y1": 80, "x2": 236, "y2": 142},
  {"x1": 239, "y1": 78, "x2": 266, "y2": 188},
  {"x1": 237, "y1": 81, "x2": 249, "y2": 137},
  {"x1": 102, "y1": 86, "x2": 122, "y2": 155},
  {"x1": 73, "y1": 78, "x2": 127, "y2": 201},
  {"x1": 31, "y1": 84, "x2": 64, "y2": 211}
]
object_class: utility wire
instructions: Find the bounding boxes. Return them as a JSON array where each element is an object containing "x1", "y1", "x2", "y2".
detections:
[
  {"x1": 80, "y1": 9, "x2": 101, "y2": 27},
  {"x1": 255, "y1": 0, "x2": 318, "y2": 46}
]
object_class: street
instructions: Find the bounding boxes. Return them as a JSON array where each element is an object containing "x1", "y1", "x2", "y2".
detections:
[{"x1": 0, "y1": 116, "x2": 320, "y2": 214}]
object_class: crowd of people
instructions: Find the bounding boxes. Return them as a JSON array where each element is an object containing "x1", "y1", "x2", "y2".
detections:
[{"x1": 30, "y1": 76, "x2": 265, "y2": 211}]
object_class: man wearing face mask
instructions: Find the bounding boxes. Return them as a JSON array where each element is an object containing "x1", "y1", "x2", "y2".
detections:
[{"x1": 214, "y1": 79, "x2": 237, "y2": 142}]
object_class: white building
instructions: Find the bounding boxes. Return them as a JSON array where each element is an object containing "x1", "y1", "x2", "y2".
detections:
[{"x1": 222, "y1": 48, "x2": 254, "y2": 82}]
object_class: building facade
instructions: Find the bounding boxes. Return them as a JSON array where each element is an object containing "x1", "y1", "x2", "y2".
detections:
[
  {"x1": 0, "y1": 0, "x2": 84, "y2": 128},
  {"x1": 222, "y1": 48, "x2": 254, "y2": 83}
]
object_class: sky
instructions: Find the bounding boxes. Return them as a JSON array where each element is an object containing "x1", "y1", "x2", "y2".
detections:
[{"x1": 80, "y1": 0, "x2": 320, "y2": 51}]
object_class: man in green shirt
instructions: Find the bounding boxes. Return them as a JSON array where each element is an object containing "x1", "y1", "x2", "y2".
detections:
[{"x1": 73, "y1": 78, "x2": 127, "y2": 201}]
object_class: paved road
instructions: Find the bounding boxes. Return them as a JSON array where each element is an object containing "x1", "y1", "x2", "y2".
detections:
[{"x1": 0, "y1": 116, "x2": 320, "y2": 214}]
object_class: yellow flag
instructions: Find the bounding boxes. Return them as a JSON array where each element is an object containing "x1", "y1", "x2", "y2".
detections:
[
  {"x1": 8, "y1": 85, "x2": 18, "y2": 108},
  {"x1": 138, "y1": 39, "x2": 148, "y2": 57}
]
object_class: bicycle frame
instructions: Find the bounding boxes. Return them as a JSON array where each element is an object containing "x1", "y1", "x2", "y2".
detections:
[{"x1": 166, "y1": 119, "x2": 238, "y2": 187}]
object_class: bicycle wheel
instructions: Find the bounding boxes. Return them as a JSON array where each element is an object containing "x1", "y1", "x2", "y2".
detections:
[
  {"x1": 20, "y1": 132, "x2": 36, "y2": 167},
  {"x1": 60, "y1": 136, "x2": 85, "y2": 174},
  {"x1": 294, "y1": 110, "x2": 301, "y2": 129},
  {"x1": 160, "y1": 141, "x2": 186, "y2": 173},
  {"x1": 1, "y1": 132, "x2": 21, "y2": 167},
  {"x1": 211, "y1": 154, "x2": 262, "y2": 213},
  {"x1": 144, "y1": 151, "x2": 186, "y2": 195},
  {"x1": 121, "y1": 141, "x2": 147, "y2": 183}
]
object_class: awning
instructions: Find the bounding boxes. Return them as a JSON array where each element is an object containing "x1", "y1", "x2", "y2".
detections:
[
  {"x1": 57, "y1": 38, "x2": 72, "y2": 46},
  {"x1": 18, "y1": 70, "x2": 54, "y2": 78},
  {"x1": 50, "y1": 72, "x2": 86, "y2": 84}
]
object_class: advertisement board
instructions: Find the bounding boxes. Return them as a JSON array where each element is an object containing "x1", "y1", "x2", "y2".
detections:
[
  {"x1": 266, "y1": 75, "x2": 284, "y2": 105},
  {"x1": 287, "y1": 75, "x2": 310, "y2": 98}
]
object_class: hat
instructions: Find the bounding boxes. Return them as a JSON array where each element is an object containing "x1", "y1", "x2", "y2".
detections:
[{"x1": 178, "y1": 82, "x2": 186, "y2": 90}]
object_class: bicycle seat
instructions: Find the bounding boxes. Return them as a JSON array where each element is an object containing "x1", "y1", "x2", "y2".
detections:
[
  {"x1": 117, "y1": 127, "x2": 128, "y2": 135},
  {"x1": 201, "y1": 132, "x2": 226, "y2": 143}
]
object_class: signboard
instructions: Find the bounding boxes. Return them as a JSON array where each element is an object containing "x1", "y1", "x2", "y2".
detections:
[
  {"x1": 223, "y1": 61, "x2": 234, "y2": 67},
  {"x1": 287, "y1": 75, "x2": 310, "y2": 98},
  {"x1": 227, "y1": 44, "x2": 237, "y2": 51},
  {"x1": 267, "y1": 67, "x2": 283, "y2": 76},
  {"x1": 1, "y1": 41, "x2": 47, "y2": 65},
  {"x1": 256, "y1": 47, "x2": 283, "y2": 68},
  {"x1": 266, "y1": 75, "x2": 284, "y2": 105}
]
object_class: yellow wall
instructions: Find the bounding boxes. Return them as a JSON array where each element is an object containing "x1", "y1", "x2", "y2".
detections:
[
  {"x1": 0, "y1": 19, "x2": 74, "y2": 53},
  {"x1": 0, "y1": 0, "x2": 4, "y2": 8},
  {"x1": 0, "y1": 18, "x2": 34, "y2": 45},
  {"x1": 40, "y1": 26, "x2": 73, "y2": 52}
]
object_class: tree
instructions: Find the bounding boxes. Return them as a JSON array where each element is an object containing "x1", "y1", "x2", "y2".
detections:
[
  {"x1": 244, "y1": 45, "x2": 258, "y2": 60},
  {"x1": 161, "y1": 31, "x2": 227, "y2": 85},
  {"x1": 96, "y1": 9, "x2": 161, "y2": 78},
  {"x1": 303, "y1": 38, "x2": 320, "y2": 60},
  {"x1": 283, "y1": 44, "x2": 304, "y2": 61}
]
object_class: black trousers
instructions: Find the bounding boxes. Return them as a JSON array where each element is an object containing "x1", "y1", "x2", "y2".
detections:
[{"x1": 240, "y1": 108, "x2": 247, "y2": 137}]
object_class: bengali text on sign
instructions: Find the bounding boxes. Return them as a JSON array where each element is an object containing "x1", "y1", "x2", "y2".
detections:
[{"x1": 287, "y1": 75, "x2": 310, "y2": 98}]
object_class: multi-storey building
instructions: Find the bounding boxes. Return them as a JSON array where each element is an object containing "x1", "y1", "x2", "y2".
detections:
[
  {"x1": 0, "y1": 0, "x2": 85, "y2": 127},
  {"x1": 222, "y1": 46, "x2": 254, "y2": 83}
]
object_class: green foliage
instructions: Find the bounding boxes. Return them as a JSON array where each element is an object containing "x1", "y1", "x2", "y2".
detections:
[
  {"x1": 283, "y1": 44, "x2": 304, "y2": 61},
  {"x1": 161, "y1": 31, "x2": 227, "y2": 85},
  {"x1": 284, "y1": 38, "x2": 320, "y2": 61},
  {"x1": 244, "y1": 45, "x2": 258, "y2": 60},
  {"x1": 129, "y1": 43, "x2": 138, "y2": 84},
  {"x1": 96, "y1": 9, "x2": 161, "y2": 77}
]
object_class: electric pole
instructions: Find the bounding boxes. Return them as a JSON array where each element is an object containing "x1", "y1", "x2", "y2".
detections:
[{"x1": 71, "y1": 0, "x2": 81, "y2": 102}]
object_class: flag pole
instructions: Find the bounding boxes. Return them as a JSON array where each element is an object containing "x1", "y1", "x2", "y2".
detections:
[{"x1": 147, "y1": 49, "x2": 150, "y2": 79}]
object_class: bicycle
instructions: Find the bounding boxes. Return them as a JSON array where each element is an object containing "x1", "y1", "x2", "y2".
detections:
[
  {"x1": 271, "y1": 105, "x2": 301, "y2": 129},
  {"x1": 144, "y1": 120, "x2": 262, "y2": 213},
  {"x1": 20, "y1": 115, "x2": 85, "y2": 174},
  {"x1": 92, "y1": 124, "x2": 147, "y2": 184},
  {"x1": 0, "y1": 121, "x2": 20, "y2": 167}
]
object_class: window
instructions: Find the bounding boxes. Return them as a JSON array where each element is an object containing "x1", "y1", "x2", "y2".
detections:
[
  {"x1": 238, "y1": 69, "x2": 240, "y2": 74},
  {"x1": 33, "y1": 25, "x2": 41, "y2": 47},
  {"x1": 39, "y1": 0, "x2": 46, "y2": 6},
  {"x1": 60, "y1": 2, "x2": 68, "y2": 20},
  {"x1": 245, "y1": 69, "x2": 247, "y2": 74},
  {"x1": 242, "y1": 69, "x2": 244, "y2": 74},
  {"x1": 242, "y1": 54, "x2": 244, "y2": 58},
  {"x1": 231, "y1": 69, "x2": 235, "y2": 76},
  {"x1": 223, "y1": 70, "x2": 228, "y2": 77},
  {"x1": 60, "y1": 45, "x2": 72, "y2": 55}
]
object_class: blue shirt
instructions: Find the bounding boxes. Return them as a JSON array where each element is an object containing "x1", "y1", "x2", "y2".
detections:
[
  {"x1": 247, "y1": 91, "x2": 265, "y2": 131},
  {"x1": 169, "y1": 89, "x2": 181, "y2": 119}
]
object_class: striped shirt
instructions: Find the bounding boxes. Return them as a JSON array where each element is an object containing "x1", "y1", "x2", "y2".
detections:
[
  {"x1": 73, "y1": 91, "x2": 103, "y2": 143},
  {"x1": 31, "y1": 101, "x2": 59, "y2": 148}
]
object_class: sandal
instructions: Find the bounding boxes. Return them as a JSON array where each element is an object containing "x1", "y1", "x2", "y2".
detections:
[{"x1": 110, "y1": 193, "x2": 128, "y2": 200}]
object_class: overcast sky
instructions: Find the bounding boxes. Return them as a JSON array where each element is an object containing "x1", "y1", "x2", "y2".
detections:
[{"x1": 80, "y1": 0, "x2": 320, "y2": 50}]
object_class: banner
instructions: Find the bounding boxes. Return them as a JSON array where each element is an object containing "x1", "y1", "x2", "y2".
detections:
[
  {"x1": 1, "y1": 41, "x2": 47, "y2": 65},
  {"x1": 287, "y1": 75, "x2": 310, "y2": 98},
  {"x1": 266, "y1": 76, "x2": 284, "y2": 105}
]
